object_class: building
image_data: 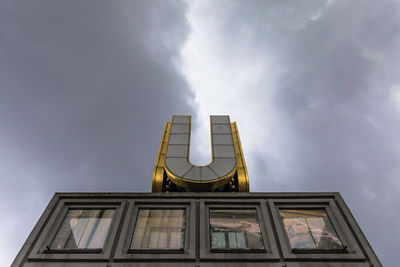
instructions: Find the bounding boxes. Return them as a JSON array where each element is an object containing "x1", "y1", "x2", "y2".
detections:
[{"x1": 13, "y1": 115, "x2": 381, "y2": 267}]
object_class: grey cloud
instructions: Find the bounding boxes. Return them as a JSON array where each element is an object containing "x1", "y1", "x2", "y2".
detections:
[
  {"x1": 276, "y1": 2, "x2": 400, "y2": 265},
  {"x1": 0, "y1": 0, "x2": 193, "y2": 264},
  {"x1": 193, "y1": 0, "x2": 399, "y2": 265},
  {"x1": 2, "y1": 0, "x2": 399, "y2": 266}
]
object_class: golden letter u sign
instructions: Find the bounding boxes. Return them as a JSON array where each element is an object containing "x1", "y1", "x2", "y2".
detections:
[{"x1": 152, "y1": 115, "x2": 249, "y2": 192}]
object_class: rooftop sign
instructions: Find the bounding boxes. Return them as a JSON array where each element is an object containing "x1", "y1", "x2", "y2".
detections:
[{"x1": 152, "y1": 115, "x2": 249, "y2": 192}]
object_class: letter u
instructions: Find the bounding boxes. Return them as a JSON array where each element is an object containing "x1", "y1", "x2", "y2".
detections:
[{"x1": 152, "y1": 115, "x2": 249, "y2": 192}]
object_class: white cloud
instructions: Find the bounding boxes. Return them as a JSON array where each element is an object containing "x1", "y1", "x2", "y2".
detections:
[
  {"x1": 180, "y1": 0, "x2": 277, "y2": 168},
  {"x1": 181, "y1": 1, "x2": 400, "y2": 265}
]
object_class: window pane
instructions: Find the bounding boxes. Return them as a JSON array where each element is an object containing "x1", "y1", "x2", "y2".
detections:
[
  {"x1": 211, "y1": 232, "x2": 226, "y2": 249},
  {"x1": 51, "y1": 209, "x2": 115, "y2": 250},
  {"x1": 131, "y1": 209, "x2": 185, "y2": 250},
  {"x1": 280, "y1": 209, "x2": 343, "y2": 250},
  {"x1": 228, "y1": 232, "x2": 238, "y2": 248},
  {"x1": 210, "y1": 209, "x2": 265, "y2": 250},
  {"x1": 236, "y1": 232, "x2": 246, "y2": 248}
]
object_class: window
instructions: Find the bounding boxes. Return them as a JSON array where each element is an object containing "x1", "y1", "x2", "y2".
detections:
[
  {"x1": 209, "y1": 209, "x2": 265, "y2": 251},
  {"x1": 130, "y1": 208, "x2": 185, "y2": 250},
  {"x1": 114, "y1": 201, "x2": 195, "y2": 261},
  {"x1": 50, "y1": 209, "x2": 115, "y2": 250},
  {"x1": 280, "y1": 209, "x2": 344, "y2": 250}
]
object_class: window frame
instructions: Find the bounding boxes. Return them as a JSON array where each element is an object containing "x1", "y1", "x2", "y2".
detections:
[
  {"x1": 49, "y1": 207, "x2": 117, "y2": 252},
  {"x1": 114, "y1": 199, "x2": 196, "y2": 261},
  {"x1": 200, "y1": 199, "x2": 279, "y2": 260},
  {"x1": 209, "y1": 208, "x2": 266, "y2": 252},
  {"x1": 28, "y1": 199, "x2": 125, "y2": 261},
  {"x1": 269, "y1": 199, "x2": 365, "y2": 261},
  {"x1": 129, "y1": 207, "x2": 187, "y2": 252},
  {"x1": 279, "y1": 207, "x2": 345, "y2": 252}
]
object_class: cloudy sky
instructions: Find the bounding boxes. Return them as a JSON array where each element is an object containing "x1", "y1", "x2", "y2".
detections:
[{"x1": 1, "y1": 0, "x2": 399, "y2": 265}]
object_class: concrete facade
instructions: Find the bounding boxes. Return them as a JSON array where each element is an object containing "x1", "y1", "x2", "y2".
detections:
[{"x1": 13, "y1": 192, "x2": 381, "y2": 267}]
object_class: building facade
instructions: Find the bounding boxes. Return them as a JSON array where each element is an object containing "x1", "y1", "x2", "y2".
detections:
[{"x1": 13, "y1": 116, "x2": 381, "y2": 266}]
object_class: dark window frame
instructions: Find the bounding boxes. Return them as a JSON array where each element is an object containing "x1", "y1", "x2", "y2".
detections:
[
  {"x1": 279, "y1": 207, "x2": 346, "y2": 253},
  {"x1": 46, "y1": 207, "x2": 117, "y2": 253},
  {"x1": 269, "y1": 198, "x2": 366, "y2": 261},
  {"x1": 128, "y1": 207, "x2": 187, "y2": 253},
  {"x1": 28, "y1": 199, "x2": 125, "y2": 261},
  {"x1": 200, "y1": 199, "x2": 280, "y2": 261},
  {"x1": 114, "y1": 199, "x2": 196, "y2": 261},
  {"x1": 208, "y1": 207, "x2": 266, "y2": 252}
]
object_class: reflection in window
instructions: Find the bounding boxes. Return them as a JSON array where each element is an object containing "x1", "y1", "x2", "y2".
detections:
[
  {"x1": 51, "y1": 209, "x2": 115, "y2": 250},
  {"x1": 131, "y1": 209, "x2": 185, "y2": 250},
  {"x1": 210, "y1": 209, "x2": 265, "y2": 250},
  {"x1": 280, "y1": 209, "x2": 343, "y2": 250}
]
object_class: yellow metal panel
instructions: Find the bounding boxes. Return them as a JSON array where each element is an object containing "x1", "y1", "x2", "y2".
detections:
[
  {"x1": 151, "y1": 122, "x2": 171, "y2": 192},
  {"x1": 231, "y1": 122, "x2": 249, "y2": 192}
]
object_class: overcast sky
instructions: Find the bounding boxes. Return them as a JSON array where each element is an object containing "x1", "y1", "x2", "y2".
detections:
[{"x1": 1, "y1": 0, "x2": 399, "y2": 265}]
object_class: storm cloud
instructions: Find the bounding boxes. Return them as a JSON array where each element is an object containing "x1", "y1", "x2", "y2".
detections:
[
  {"x1": 1, "y1": 0, "x2": 399, "y2": 265},
  {"x1": 0, "y1": 0, "x2": 194, "y2": 263}
]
